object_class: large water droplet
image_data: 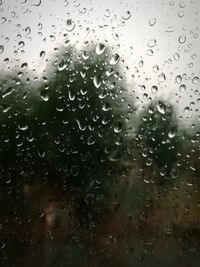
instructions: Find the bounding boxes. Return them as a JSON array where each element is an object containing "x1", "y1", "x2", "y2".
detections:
[
  {"x1": 110, "y1": 54, "x2": 120, "y2": 65},
  {"x1": 156, "y1": 101, "x2": 166, "y2": 114},
  {"x1": 95, "y1": 43, "x2": 106, "y2": 55},
  {"x1": 93, "y1": 76, "x2": 101, "y2": 88}
]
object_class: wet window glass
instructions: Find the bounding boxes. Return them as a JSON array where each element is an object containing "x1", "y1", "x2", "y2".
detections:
[{"x1": 0, "y1": 0, "x2": 200, "y2": 266}]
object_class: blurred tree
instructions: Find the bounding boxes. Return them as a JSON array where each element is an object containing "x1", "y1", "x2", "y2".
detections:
[
  {"x1": 0, "y1": 44, "x2": 132, "y2": 227},
  {"x1": 135, "y1": 100, "x2": 182, "y2": 185}
]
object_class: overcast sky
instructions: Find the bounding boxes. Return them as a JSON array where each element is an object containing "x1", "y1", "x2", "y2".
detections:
[{"x1": 0, "y1": 0, "x2": 200, "y2": 128}]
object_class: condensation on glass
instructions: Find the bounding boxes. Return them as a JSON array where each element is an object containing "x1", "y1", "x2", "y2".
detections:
[{"x1": 0, "y1": 0, "x2": 200, "y2": 266}]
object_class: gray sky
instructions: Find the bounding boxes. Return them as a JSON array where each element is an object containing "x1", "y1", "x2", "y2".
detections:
[{"x1": 0, "y1": 0, "x2": 200, "y2": 128}]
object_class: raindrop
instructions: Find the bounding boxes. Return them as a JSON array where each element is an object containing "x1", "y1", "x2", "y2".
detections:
[
  {"x1": 75, "y1": 119, "x2": 87, "y2": 131},
  {"x1": 146, "y1": 49, "x2": 154, "y2": 56},
  {"x1": 66, "y1": 19, "x2": 75, "y2": 32},
  {"x1": 102, "y1": 102, "x2": 110, "y2": 111},
  {"x1": 173, "y1": 52, "x2": 180, "y2": 61},
  {"x1": 40, "y1": 89, "x2": 49, "y2": 101},
  {"x1": 158, "y1": 73, "x2": 166, "y2": 82},
  {"x1": 192, "y1": 76, "x2": 199, "y2": 84},
  {"x1": 175, "y1": 75, "x2": 182, "y2": 84},
  {"x1": 58, "y1": 60, "x2": 66, "y2": 71},
  {"x1": 40, "y1": 50, "x2": 46, "y2": 59},
  {"x1": 93, "y1": 76, "x2": 101, "y2": 88},
  {"x1": 168, "y1": 129, "x2": 177, "y2": 138},
  {"x1": 71, "y1": 165, "x2": 79, "y2": 176},
  {"x1": 110, "y1": 54, "x2": 120, "y2": 65},
  {"x1": 156, "y1": 101, "x2": 166, "y2": 114},
  {"x1": 178, "y1": 34, "x2": 186, "y2": 44},
  {"x1": 25, "y1": 26, "x2": 31, "y2": 35},
  {"x1": 179, "y1": 84, "x2": 186, "y2": 92},
  {"x1": 95, "y1": 43, "x2": 105, "y2": 55},
  {"x1": 68, "y1": 90, "x2": 75, "y2": 101},
  {"x1": 18, "y1": 123, "x2": 28, "y2": 131},
  {"x1": 0, "y1": 45, "x2": 4, "y2": 54},
  {"x1": 2, "y1": 87, "x2": 14, "y2": 98},
  {"x1": 138, "y1": 60, "x2": 144, "y2": 67},
  {"x1": 151, "y1": 85, "x2": 158, "y2": 94},
  {"x1": 184, "y1": 106, "x2": 190, "y2": 112},
  {"x1": 149, "y1": 18, "x2": 156, "y2": 26},
  {"x1": 147, "y1": 38, "x2": 157, "y2": 48},
  {"x1": 114, "y1": 121, "x2": 122, "y2": 133},
  {"x1": 31, "y1": 0, "x2": 41, "y2": 6},
  {"x1": 121, "y1": 11, "x2": 131, "y2": 20},
  {"x1": 18, "y1": 41, "x2": 25, "y2": 48},
  {"x1": 21, "y1": 62, "x2": 28, "y2": 69}
]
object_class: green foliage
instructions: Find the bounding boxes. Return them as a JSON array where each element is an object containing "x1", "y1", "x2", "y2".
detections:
[
  {"x1": 136, "y1": 100, "x2": 182, "y2": 184},
  {"x1": 0, "y1": 44, "x2": 131, "y2": 226}
]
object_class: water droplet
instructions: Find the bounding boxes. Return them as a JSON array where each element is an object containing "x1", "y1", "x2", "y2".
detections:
[
  {"x1": 173, "y1": 52, "x2": 180, "y2": 61},
  {"x1": 31, "y1": 0, "x2": 41, "y2": 6},
  {"x1": 18, "y1": 41, "x2": 25, "y2": 48},
  {"x1": 168, "y1": 129, "x2": 177, "y2": 138},
  {"x1": 121, "y1": 11, "x2": 131, "y2": 20},
  {"x1": 66, "y1": 19, "x2": 75, "y2": 32},
  {"x1": 58, "y1": 60, "x2": 66, "y2": 71},
  {"x1": 151, "y1": 85, "x2": 158, "y2": 93},
  {"x1": 71, "y1": 165, "x2": 79, "y2": 176},
  {"x1": 40, "y1": 50, "x2": 46, "y2": 59},
  {"x1": 156, "y1": 101, "x2": 166, "y2": 114},
  {"x1": 184, "y1": 106, "x2": 190, "y2": 112},
  {"x1": 93, "y1": 76, "x2": 101, "y2": 88},
  {"x1": 95, "y1": 43, "x2": 106, "y2": 55},
  {"x1": 40, "y1": 89, "x2": 49, "y2": 101},
  {"x1": 192, "y1": 76, "x2": 199, "y2": 84},
  {"x1": 102, "y1": 102, "x2": 110, "y2": 111},
  {"x1": 146, "y1": 49, "x2": 154, "y2": 56},
  {"x1": 138, "y1": 60, "x2": 144, "y2": 67},
  {"x1": 25, "y1": 26, "x2": 31, "y2": 35},
  {"x1": 178, "y1": 34, "x2": 186, "y2": 44},
  {"x1": 158, "y1": 73, "x2": 166, "y2": 82},
  {"x1": 114, "y1": 122, "x2": 122, "y2": 133},
  {"x1": 179, "y1": 84, "x2": 186, "y2": 92},
  {"x1": 152, "y1": 65, "x2": 159, "y2": 73},
  {"x1": 0, "y1": 45, "x2": 4, "y2": 54},
  {"x1": 2, "y1": 87, "x2": 14, "y2": 98},
  {"x1": 18, "y1": 123, "x2": 28, "y2": 131},
  {"x1": 110, "y1": 54, "x2": 120, "y2": 65},
  {"x1": 175, "y1": 75, "x2": 182, "y2": 84},
  {"x1": 149, "y1": 18, "x2": 156, "y2": 26},
  {"x1": 147, "y1": 38, "x2": 157, "y2": 48},
  {"x1": 75, "y1": 119, "x2": 87, "y2": 131}
]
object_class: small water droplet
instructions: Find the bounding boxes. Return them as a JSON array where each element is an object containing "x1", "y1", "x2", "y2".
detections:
[
  {"x1": 40, "y1": 89, "x2": 49, "y2": 101},
  {"x1": 93, "y1": 76, "x2": 101, "y2": 88},
  {"x1": 192, "y1": 76, "x2": 199, "y2": 84},
  {"x1": 179, "y1": 84, "x2": 186, "y2": 92},
  {"x1": 95, "y1": 43, "x2": 106, "y2": 55},
  {"x1": 156, "y1": 101, "x2": 166, "y2": 114},
  {"x1": 147, "y1": 38, "x2": 157, "y2": 48},
  {"x1": 158, "y1": 73, "x2": 166, "y2": 82},
  {"x1": 114, "y1": 121, "x2": 122, "y2": 133},
  {"x1": 151, "y1": 85, "x2": 158, "y2": 93},
  {"x1": 66, "y1": 19, "x2": 75, "y2": 32},
  {"x1": 121, "y1": 11, "x2": 131, "y2": 20},
  {"x1": 40, "y1": 50, "x2": 46, "y2": 59},
  {"x1": 178, "y1": 34, "x2": 186, "y2": 44},
  {"x1": 149, "y1": 18, "x2": 156, "y2": 26},
  {"x1": 0, "y1": 45, "x2": 4, "y2": 54},
  {"x1": 175, "y1": 75, "x2": 182, "y2": 84},
  {"x1": 110, "y1": 54, "x2": 120, "y2": 65}
]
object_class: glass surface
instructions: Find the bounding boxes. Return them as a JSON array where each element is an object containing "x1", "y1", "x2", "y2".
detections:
[{"x1": 0, "y1": 0, "x2": 200, "y2": 266}]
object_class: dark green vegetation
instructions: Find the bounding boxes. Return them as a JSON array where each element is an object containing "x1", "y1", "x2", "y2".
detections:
[
  {"x1": 0, "y1": 43, "x2": 200, "y2": 267},
  {"x1": 0, "y1": 44, "x2": 131, "y2": 227}
]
